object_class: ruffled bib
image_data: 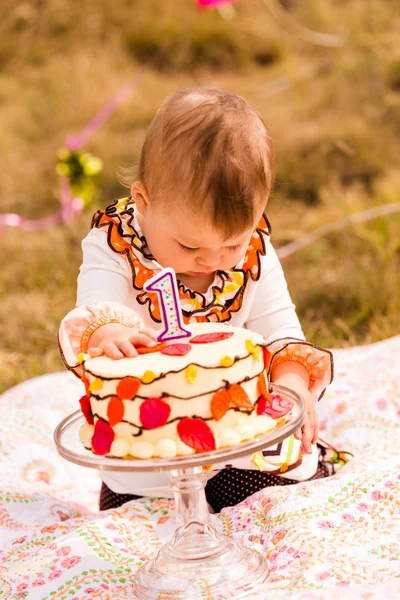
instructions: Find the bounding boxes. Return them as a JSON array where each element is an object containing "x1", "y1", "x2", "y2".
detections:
[{"x1": 91, "y1": 197, "x2": 271, "y2": 325}]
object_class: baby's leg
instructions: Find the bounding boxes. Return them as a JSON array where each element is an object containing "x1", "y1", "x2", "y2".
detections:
[
  {"x1": 204, "y1": 468, "x2": 299, "y2": 513},
  {"x1": 99, "y1": 482, "x2": 142, "y2": 511}
]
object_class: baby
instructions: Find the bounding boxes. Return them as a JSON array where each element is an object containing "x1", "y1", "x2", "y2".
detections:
[{"x1": 59, "y1": 87, "x2": 333, "y2": 512}]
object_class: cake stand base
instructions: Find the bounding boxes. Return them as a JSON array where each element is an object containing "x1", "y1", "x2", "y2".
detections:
[
  {"x1": 134, "y1": 521, "x2": 269, "y2": 600},
  {"x1": 133, "y1": 467, "x2": 269, "y2": 599}
]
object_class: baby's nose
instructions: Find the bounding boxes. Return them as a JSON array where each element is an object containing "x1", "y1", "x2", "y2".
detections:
[{"x1": 197, "y1": 250, "x2": 221, "y2": 268}]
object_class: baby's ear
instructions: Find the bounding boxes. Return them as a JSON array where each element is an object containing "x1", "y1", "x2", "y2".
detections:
[{"x1": 131, "y1": 181, "x2": 149, "y2": 215}]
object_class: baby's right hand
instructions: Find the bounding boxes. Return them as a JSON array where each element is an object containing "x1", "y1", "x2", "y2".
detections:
[{"x1": 88, "y1": 323, "x2": 158, "y2": 360}]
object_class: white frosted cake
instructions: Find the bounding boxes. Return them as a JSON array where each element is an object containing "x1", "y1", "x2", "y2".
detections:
[{"x1": 78, "y1": 323, "x2": 293, "y2": 458}]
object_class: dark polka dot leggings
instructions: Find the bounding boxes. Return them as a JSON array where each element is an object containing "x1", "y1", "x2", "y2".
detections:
[{"x1": 99, "y1": 448, "x2": 330, "y2": 513}]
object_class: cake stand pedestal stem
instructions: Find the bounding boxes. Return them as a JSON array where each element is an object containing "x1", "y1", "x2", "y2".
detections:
[
  {"x1": 170, "y1": 467, "x2": 211, "y2": 527},
  {"x1": 133, "y1": 465, "x2": 269, "y2": 598}
]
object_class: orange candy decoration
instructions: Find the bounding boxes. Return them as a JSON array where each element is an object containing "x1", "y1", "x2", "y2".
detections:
[
  {"x1": 107, "y1": 396, "x2": 125, "y2": 427},
  {"x1": 81, "y1": 375, "x2": 90, "y2": 396},
  {"x1": 228, "y1": 384, "x2": 253, "y2": 410},
  {"x1": 116, "y1": 376, "x2": 141, "y2": 400},
  {"x1": 136, "y1": 343, "x2": 166, "y2": 355},
  {"x1": 211, "y1": 388, "x2": 231, "y2": 421}
]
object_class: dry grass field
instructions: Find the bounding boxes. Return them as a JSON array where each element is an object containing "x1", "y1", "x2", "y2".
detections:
[{"x1": 1, "y1": 0, "x2": 399, "y2": 392}]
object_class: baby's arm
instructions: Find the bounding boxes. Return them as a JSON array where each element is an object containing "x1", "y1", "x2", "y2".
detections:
[
  {"x1": 59, "y1": 229, "x2": 156, "y2": 373},
  {"x1": 245, "y1": 241, "x2": 333, "y2": 454}
]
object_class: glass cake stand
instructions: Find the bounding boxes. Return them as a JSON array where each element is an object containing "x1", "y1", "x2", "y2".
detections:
[{"x1": 54, "y1": 384, "x2": 305, "y2": 600}]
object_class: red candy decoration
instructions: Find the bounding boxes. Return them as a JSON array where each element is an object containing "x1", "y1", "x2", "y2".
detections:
[
  {"x1": 190, "y1": 332, "x2": 234, "y2": 344},
  {"x1": 91, "y1": 419, "x2": 115, "y2": 455},
  {"x1": 139, "y1": 397, "x2": 171, "y2": 429},
  {"x1": 161, "y1": 344, "x2": 192, "y2": 356},
  {"x1": 263, "y1": 347, "x2": 272, "y2": 368},
  {"x1": 79, "y1": 394, "x2": 94, "y2": 425},
  {"x1": 257, "y1": 394, "x2": 293, "y2": 418},
  {"x1": 116, "y1": 376, "x2": 141, "y2": 400},
  {"x1": 177, "y1": 418, "x2": 216, "y2": 452},
  {"x1": 107, "y1": 396, "x2": 125, "y2": 427},
  {"x1": 257, "y1": 372, "x2": 269, "y2": 399}
]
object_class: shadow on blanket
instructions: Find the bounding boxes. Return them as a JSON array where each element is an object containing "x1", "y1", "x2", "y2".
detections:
[{"x1": 0, "y1": 337, "x2": 399, "y2": 599}]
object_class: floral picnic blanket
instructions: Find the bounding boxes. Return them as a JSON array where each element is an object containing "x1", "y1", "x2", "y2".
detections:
[{"x1": 0, "y1": 337, "x2": 399, "y2": 599}]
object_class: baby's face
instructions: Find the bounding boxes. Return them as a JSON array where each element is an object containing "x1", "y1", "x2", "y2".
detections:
[{"x1": 139, "y1": 201, "x2": 258, "y2": 279}]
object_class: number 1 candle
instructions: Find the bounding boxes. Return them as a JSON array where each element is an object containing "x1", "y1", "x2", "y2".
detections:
[{"x1": 144, "y1": 268, "x2": 192, "y2": 342}]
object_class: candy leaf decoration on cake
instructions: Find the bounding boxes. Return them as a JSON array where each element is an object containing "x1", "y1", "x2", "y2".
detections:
[
  {"x1": 228, "y1": 384, "x2": 253, "y2": 410},
  {"x1": 220, "y1": 356, "x2": 234, "y2": 367},
  {"x1": 79, "y1": 395, "x2": 94, "y2": 425},
  {"x1": 253, "y1": 346, "x2": 262, "y2": 361},
  {"x1": 257, "y1": 394, "x2": 293, "y2": 418},
  {"x1": 257, "y1": 372, "x2": 269, "y2": 399},
  {"x1": 185, "y1": 364, "x2": 197, "y2": 384},
  {"x1": 263, "y1": 347, "x2": 272, "y2": 368},
  {"x1": 92, "y1": 419, "x2": 115, "y2": 455},
  {"x1": 246, "y1": 339, "x2": 261, "y2": 361},
  {"x1": 107, "y1": 396, "x2": 125, "y2": 427},
  {"x1": 142, "y1": 370, "x2": 156, "y2": 384},
  {"x1": 89, "y1": 377, "x2": 104, "y2": 392},
  {"x1": 161, "y1": 344, "x2": 192, "y2": 356},
  {"x1": 211, "y1": 388, "x2": 231, "y2": 421},
  {"x1": 81, "y1": 375, "x2": 90, "y2": 396},
  {"x1": 116, "y1": 376, "x2": 141, "y2": 400},
  {"x1": 136, "y1": 343, "x2": 166, "y2": 355},
  {"x1": 190, "y1": 332, "x2": 234, "y2": 344},
  {"x1": 177, "y1": 418, "x2": 216, "y2": 452},
  {"x1": 139, "y1": 398, "x2": 171, "y2": 429},
  {"x1": 246, "y1": 339, "x2": 256, "y2": 353}
]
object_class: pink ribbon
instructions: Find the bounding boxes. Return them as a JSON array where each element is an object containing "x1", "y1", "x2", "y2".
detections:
[
  {"x1": 195, "y1": 0, "x2": 237, "y2": 7},
  {"x1": 0, "y1": 72, "x2": 142, "y2": 235}
]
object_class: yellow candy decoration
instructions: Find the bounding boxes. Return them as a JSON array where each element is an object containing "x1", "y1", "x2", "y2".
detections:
[
  {"x1": 246, "y1": 339, "x2": 256, "y2": 353},
  {"x1": 251, "y1": 453, "x2": 266, "y2": 472},
  {"x1": 142, "y1": 370, "x2": 156, "y2": 384},
  {"x1": 77, "y1": 353, "x2": 85, "y2": 364},
  {"x1": 89, "y1": 377, "x2": 104, "y2": 392},
  {"x1": 246, "y1": 339, "x2": 261, "y2": 361},
  {"x1": 185, "y1": 364, "x2": 197, "y2": 384},
  {"x1": 220, "y1": 356, "x2": 234, "y2": 367},
  {"x1": 253, "y1": 346, "x2": 262, "y2": 362}
]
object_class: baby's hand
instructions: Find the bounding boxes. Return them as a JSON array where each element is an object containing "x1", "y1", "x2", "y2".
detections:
[
  {"x1": 88, "y1": 324, "x2": 158, "y2": 360},
  {"x1": 271, "y1": 364, "x2": 318, "y2": 455},
  {"x1": 293, "y1": 386, "x2": 319, "y2": 455}
]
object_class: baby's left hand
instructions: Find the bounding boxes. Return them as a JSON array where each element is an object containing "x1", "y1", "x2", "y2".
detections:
[
  {"x1": 292, "y1": 385, "x2": 318, "y2": 455},
  {"x1": 272, "y1": 371, "x2": 318, "y2": 455}
]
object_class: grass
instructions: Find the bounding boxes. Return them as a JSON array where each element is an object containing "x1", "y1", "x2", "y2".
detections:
[{"x1": 0, "y1": 0, "x2": 399, "y2": 392}]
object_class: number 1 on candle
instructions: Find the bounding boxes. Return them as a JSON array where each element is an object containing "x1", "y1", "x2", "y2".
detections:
[{"x1": 144, "y1": 268, "x2": 192, "y2": 342}]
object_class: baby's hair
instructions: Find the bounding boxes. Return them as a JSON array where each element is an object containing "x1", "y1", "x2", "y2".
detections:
[{"x1": 123, "y1": 87, "x2": 274, "y2": 238}]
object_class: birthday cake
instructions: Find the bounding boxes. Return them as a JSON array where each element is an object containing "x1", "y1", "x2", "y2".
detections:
[{"x1": 78, "y1": 323, "x2": 294, "y2": 459}]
